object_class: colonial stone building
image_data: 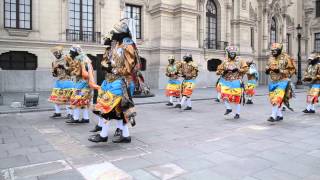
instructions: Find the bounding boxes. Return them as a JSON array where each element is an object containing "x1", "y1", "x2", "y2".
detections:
[{"x1": 0, "y1": 0, "x2": 319, "y2": 92}]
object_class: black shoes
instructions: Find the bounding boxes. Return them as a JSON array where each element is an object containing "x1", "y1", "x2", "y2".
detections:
[
  {"x1": 66, "y1": 118, "x2": 89, "y2": 124},
  {"x1": 234, "y1": 114, "x2": 240, "y2": 119},
  {"x1": 112, "y1": 136, "x2": 131, "y2": 143},
  {"x1": 268, "y1": 116, "x2": 283, "y2": 122},
  {"x1": 90, "y1": 125, "x2": 102, "y2": 132},
  {"x1": 215, "y1": 99, "x2": 220, "y2": 102},
  {"x1": 166, "y1": 102, "x2": 174, "y2": 106},
  {"x1": 276, "y1": 116, "x2": 283, "y2": 121},
  {"x1": 50, "y1": 113, "x2": 61, "y2": 118},
  {"x1": 66, "y1": 118, "x2": 80, "y2": 123},
  {"x1": 175, "y1": 104, "x2": 182, "y2": 108},
  {"x1": 184, "y1": 106, "x2": 192, "y2": 110},
  {"x1": 65, "y1": 114, "x2": 73, "y2": 119},
  {"x1": 88, "y1": 134, "x2": 108, "y2": 143},
  {"x1": 303, "y1": 109, "x2": 315, "y2": 114},
  {"x1": 224, "y1": 109, "x2": 232, "y2": 115},
  {"x1": 81, "y1": 119, "x2": 90, "y2": 123},
  {"x1": 246, "y1": 100, "x2": 253, "y2": 104},
  {"x1": 114, "y1": 128, "x2": 122, "y2": 137},
  {"x1": 267, "y1": 117, "x2": 276, "y2": 122}
]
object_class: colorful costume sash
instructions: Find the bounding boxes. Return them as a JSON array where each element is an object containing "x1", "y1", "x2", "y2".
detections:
[
  {"x1": 245, "y1": 79, "x2": 257, "y2": 96},
  {"x1": 70, "y1": 80, "x2": 91, "y2": 108},
  {"x1": 94, "y1": 79, "x2": 123, "y2": 115},
  {"x1": 166, "y1": 79, "x2": 181, "y2": 97},
  {"x1": 307, "y1": 84, "x2": 320, "y2": 104},
  {"x1": 49, "y1": 80, "x2": 74, "y2": 104},
  {"x1": 268, "y1": 80, "x2": 288, "y2": 106},
  {"x1": 220, "y1": 78, "x2": 242, "y2": 104},
  {"x1": 182, "y1": 79, "x2": 195, "y2": 97}
]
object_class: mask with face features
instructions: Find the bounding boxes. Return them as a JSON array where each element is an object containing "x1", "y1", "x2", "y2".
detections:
[
  {"x1": 53, "y1": 51, "x2": 62, "y2": 59},
  {"x1": 51, "y1": 46, "x2": 64, "y2": 59},
  {"x1": 225, "y1": 46, "x2": 238, "y2": 60},
  {"x1": 270, "y1": 43, "x2": 283, "y2": 57},
  {"x1": 184, "y1": 54, "x2": 193, "y2": 63}
]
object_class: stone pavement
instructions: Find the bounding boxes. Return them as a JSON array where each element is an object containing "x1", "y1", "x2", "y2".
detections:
[{"x1": 1, "y1": 90, "x2": 320, "y2": 180}]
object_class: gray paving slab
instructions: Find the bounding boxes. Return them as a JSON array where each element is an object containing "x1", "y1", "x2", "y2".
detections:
[
  {"x1": 252, "y1": 168, "x2": 300, "y2": 180},
  {"x1": 112, "y1": 157, "x2": 153, "y2": 172},
  {"x1": 128, "y1": 169, "x2": 159, "y2": 180},
  {"x1": 0, "y1": 155, "x2": 29, "y2": 170},
  {"x1": 26, "y1": 151, "x2": 64, "y2": 164}
]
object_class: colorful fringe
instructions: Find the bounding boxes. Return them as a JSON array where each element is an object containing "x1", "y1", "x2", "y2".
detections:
[
  {"x1": 182, "y1": 79, "x2": 195, "y2": 97},
  {"x1": 220, "y1": 78, "x2": 242, "y2": 104},
  {"x1": 245, "y1": 80, "x2": 257, "y2": 96},
  {"x1": 166, "y1": 79, "x2": 181, "y2": 97},
  {"x1": 70, "y1": 80, "x2": 91, "y2": 108},
  {"x1": 48, "y1": 80, "x2": 73, "y2": 105},
  {"x1": 306, "y1": 84, "x2": 320, "y2": 104},
  {"x1": 268, "y1": 80, "x2": 288, "y2": 106}
]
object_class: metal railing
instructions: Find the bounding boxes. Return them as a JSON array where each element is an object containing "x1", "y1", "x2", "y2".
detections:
[
  {"x1": 204, "y1": 39, "x2": 229, "y2": 50},
  {"x1": 66, "y1": 29, "x2": 101, "y2": 44}
]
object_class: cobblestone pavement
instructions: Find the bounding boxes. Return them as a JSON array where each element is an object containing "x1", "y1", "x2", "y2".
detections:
[{"x1": 0, "y1": 91, "x2": 320, "y2": 180}]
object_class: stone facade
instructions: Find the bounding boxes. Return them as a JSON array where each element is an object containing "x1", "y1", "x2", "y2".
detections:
[{"x1": 0, "y1": 0, "x2": 319, "y2": 92}]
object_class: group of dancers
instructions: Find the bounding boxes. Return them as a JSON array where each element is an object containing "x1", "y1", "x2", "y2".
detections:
[
  {"x1": 48, "y1": 19, "x2": 319, "y2": 145},
  {"x1": 164, "y1": 43, "x2": 320, "y2": 122},
  {"x1": 49, "y1": 20, "x2": 138, "y2": 143}
]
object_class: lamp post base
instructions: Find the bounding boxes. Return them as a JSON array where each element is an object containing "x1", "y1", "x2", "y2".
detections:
[{"x1": 295, "y1": 80, "x2": 303, "y2": 89}]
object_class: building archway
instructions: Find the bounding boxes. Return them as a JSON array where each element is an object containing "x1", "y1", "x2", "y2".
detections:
[
  {"x1": 207, "y1": 58, "x2": 222, "y2": 72},
  {"x1": 0, "y1": 51, "x2": 37, "y2": 70}
]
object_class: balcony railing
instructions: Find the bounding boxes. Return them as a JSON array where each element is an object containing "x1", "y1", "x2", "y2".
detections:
[
  {"x1": 204, "y1": 39, "x2": 229, "y2": 50},
  {"x1": 66, "y1": 29, "x2": 101, "y2": 44}
]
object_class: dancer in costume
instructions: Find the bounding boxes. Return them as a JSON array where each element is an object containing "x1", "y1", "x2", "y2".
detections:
[
  {"x1": 216, "y1": 46, "x2": 248, "y2": 119},
  {"x1": 88, "y1": 21, "x2": 138, "y2": 143},
  {"x1": 165, "y1": 55, "x2": 181, "y2": 106},
  {"x1": 48, "y1": 46, "x2": 73, "y2": 118},
  {"x1": 175, "y1": 54, "x2": 198, "y2": 110},
  {"x1": 265, "y1": 43, "x2": 296, "y2": 122},
  {"x1": 65, "y1": 45, "x2": 95, "y2": 124},
  {"x1": 302, "y1": 53, "x2": 320, "y2": 113},
  {"x1": 245, "y1": 59, "x2": 259, "y2": 104}
]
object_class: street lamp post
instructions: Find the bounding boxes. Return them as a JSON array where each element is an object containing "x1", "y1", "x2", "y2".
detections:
[{"x1": 296, "y1": 24, "x2": 303, "y2": 86}]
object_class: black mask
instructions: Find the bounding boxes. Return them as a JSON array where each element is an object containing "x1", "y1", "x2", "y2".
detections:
[
  {"x1": 104, "y1": 38, "x2": 112, "y2": 46},
  {"x1": 112, "y1": 32, "x2": 131, "y2": 43},
  {"x1": 168, "y1": 59, "x2": 175, "y2": 64},
  {"x1": 271, "y1": 49, "x2": 282, "y2": 57},
  {"x1": 310, "y1": 58, "x2": 319, "y2": 65},
  {"x1": 53, "y1": 52, "x2": 62, "y2": 59},
  {"x1": 69, "y1": 50, "x2": 79, "y2": 59},
  {"x1": 228, "y1": 52, "x2": 236, "y2": 60}
]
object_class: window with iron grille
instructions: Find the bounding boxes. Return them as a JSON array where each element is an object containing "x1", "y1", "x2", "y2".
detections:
[
  {"x1": 4, "y1": 0, "x2": 32, "y2": 29},
  {"x1": 68, "y1": 0, "x2": 96, "y2": 42},
  {"x1": 0, "y1": 51, "x2": 37, "y2": 70},
  {"x1": 206, "y1": 0, "x2": 217, "y2": 49},
  {"x1": 125, "y1": 4, "x2": 142, "y2": 39},
  {"x1": 315, "y1": 33, "x2": 320, "y2": 52},
  {"x1": 316, "y1": 0, "x2": 320, "y2": 17},
  {"x1": 270, "y1": 17, "x2": 277, "y2": 45}
]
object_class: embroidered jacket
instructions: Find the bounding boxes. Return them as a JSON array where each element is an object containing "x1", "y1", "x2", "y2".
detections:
[{"x1": 216, "y1": 57, "x2": 248, "y2": 81}]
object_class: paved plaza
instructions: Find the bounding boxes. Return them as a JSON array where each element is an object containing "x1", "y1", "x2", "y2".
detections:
[{"x1": 0, "y1": 89, "x2": 320, "y2": 180}]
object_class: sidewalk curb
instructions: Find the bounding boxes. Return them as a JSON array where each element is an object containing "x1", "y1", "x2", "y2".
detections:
[{"x1": 0, "y1": 90, "x2": 307, "y2": 114}]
